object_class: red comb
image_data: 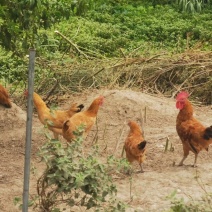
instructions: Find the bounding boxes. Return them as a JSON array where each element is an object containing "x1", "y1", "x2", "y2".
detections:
[{"x1": 176, "y1": 91, "x2": 189, "y2": 100}]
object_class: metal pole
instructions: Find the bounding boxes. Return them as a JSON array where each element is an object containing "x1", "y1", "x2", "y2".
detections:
[{"x1": 22, "y1": 49, "x2": 36, "y2": 212}]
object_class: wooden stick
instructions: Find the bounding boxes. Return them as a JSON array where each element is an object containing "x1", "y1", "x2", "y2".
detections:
[
  {"x1": 114, "y1": 123, "x2": 126, "y2": 155},
  {"x1": 55, "y1": 30, "x2": 89, "y2": 59}
]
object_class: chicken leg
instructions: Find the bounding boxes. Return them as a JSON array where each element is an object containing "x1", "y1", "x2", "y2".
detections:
[
  {"x1": 139, "y1": 163, "x2": 144, "y2": 173},
  {"x1": 178, "y1": 143, "x2": 189, "y2": 166},
  {"x1": 192, "y1": 154, "x2": 198, "y2": 167},
  {"x1": 178, "y1": 155, "x2": 187, "y2": 166}
]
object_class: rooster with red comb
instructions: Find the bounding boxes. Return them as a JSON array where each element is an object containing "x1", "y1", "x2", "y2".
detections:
[{"x1": 176, "y1": 91, "x2": 212, "y2": 167}]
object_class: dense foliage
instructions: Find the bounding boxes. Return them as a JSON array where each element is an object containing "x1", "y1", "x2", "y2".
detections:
[
  {"x1": 0, "y1": 0, "x2": 105, "y2": 54},
  {"x1": 30, "y1": 126, "x2": 129, "y2": 211},
  {"x1": 0, "y1": 1, "x2": 211, "y2": 101},
  {"x1": 0, "y1": 0, "x2": 211, "y2": 56}
]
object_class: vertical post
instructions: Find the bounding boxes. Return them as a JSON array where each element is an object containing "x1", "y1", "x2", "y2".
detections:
[{"x1": 22, "y1": 49, "x2": 36, "y2": 212}]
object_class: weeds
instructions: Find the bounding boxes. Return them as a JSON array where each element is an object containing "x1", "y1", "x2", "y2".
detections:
[
  {"x1": 167, "y1": 190, "x2": 212, "y2": 212},
  {"x1": 46, "y1": 50, "x2": 212, "y2": 105},
  {"x1": 164, "y1": 137, "x2": 174, "y2": 152},
  {"x1": 22, "y1": 126, "x2": 130, "y2": 211}
]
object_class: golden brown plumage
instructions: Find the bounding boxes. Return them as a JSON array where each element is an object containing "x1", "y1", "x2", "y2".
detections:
[
  {"x1": 124, "y1": 121, "x2": 147, "y2": 173},
  {"x1": 0, "y1": 84, "x2": 12, "y2": 108},
  {"x1": 26, "y1": 91, "x2": 84, "y2": 139},
  {"x1": 176, "y1": 91, "x2": 212, "y2": 167},
  {"x1": 62, "y1": 96, "x2": 104, "y2": 142}
]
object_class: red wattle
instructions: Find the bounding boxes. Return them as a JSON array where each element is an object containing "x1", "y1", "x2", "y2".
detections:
[{"x1": 176, "y1": 101, "x2": 183, "y2": 110}]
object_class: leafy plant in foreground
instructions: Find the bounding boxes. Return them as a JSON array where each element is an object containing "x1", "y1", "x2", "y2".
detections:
[
  {"x1": 33, "y1": 125, "x2": 128, "y2": 211},
  {"x1": 167, "y1": 190, "x2": 212, "y2": 212}
]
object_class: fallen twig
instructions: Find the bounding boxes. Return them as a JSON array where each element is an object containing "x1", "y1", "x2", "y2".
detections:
[{"x1": 55, "y1": 30, "x2": 89, "y2": 59}]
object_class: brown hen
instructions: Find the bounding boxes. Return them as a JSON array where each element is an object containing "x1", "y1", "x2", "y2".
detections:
[
  {"x1": 62, "y1": 96, "x2": 104, "y2": 142},
  {"x1": 124, "y1": 121, "x2": 147, "y2": 173},
  {"x1": 25, "y1": 91, "x2": 84, "y2": 139},
  {"x1": 0, "y1": 84, "x2": 12, "y2": 108}
]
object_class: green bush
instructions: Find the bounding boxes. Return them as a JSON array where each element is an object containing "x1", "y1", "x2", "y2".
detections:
[
  {"x1": 1, "y1": 1, "x2": 211, "y2": 104},
  {"x1": 31, "y1": 126, "x2": 129, "y2": 211}
]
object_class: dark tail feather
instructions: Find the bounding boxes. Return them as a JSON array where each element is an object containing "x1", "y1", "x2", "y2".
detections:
[
  {"x1": 77, "y1": 104, "x2": 84, "y2": 112},
  {"x1": 63, "y1": 120, "x2": 70, "y2": 132},
  {"x1": 203, "y1": 126, "x2": 212, "y2": 140},
  {"x1": 138, "y1": 140, "x2": 147, "y2": 150},
  {"x1": 4, "y1": 103, "x2": 12, "y2": 108}
]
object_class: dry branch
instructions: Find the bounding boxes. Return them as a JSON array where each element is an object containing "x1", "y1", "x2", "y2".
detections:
[
  {"x1": 55, "y1": 30, "x2": 89, "y2": 59},
  {"x1": 15, "y1": 49, "x2": 212, "y2": 107}
]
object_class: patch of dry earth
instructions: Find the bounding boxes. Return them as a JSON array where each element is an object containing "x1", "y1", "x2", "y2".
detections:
[{"x1": 0, "y1": 89, "x2": 212, "y2": 211}]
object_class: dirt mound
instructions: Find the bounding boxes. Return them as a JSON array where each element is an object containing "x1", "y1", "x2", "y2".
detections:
[
  {"x1": 0, "y1": 103, "x2": 27, "y2": 156},
  {"x1": 0, "y1": 103, "x2": 25, "y2": 133},
  {"x1": 0, "y1": 89, "x2": 212, "y2": 212}
]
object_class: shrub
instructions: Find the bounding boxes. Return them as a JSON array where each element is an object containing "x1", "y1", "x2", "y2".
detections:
[
  {"x1": 31, "y1": 126, "x2": 129, "y2": 211},
  {"x1": 167, "y1": 190, "x2": 212, "y2": 212}
]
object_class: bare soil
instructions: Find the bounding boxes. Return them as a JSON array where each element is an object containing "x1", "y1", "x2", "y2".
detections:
[{"x1": 0, "y1": 89, "x2": 212, "y2": 212}]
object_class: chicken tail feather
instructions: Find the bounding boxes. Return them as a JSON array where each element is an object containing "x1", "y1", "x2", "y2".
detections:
[
  {"x1": 203, "y1": 126, "x2": 212, "y2": 140},
  {"x1": 77, "y1": 104, "x2": 84, "y2": 112},
  {"x1": 3, "y1": 102, "x2": 12, "y2": 108},
  {"x1": 138, "y1": 140, "x2": 147, "y2": 150},
  {"x1": 63, "y1": 120, "x2": 70, "y2": 132}
]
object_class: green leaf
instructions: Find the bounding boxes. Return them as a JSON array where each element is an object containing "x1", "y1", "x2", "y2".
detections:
[{"x1": 13, "y1": 197, "x2": 21, "y2": 206}]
